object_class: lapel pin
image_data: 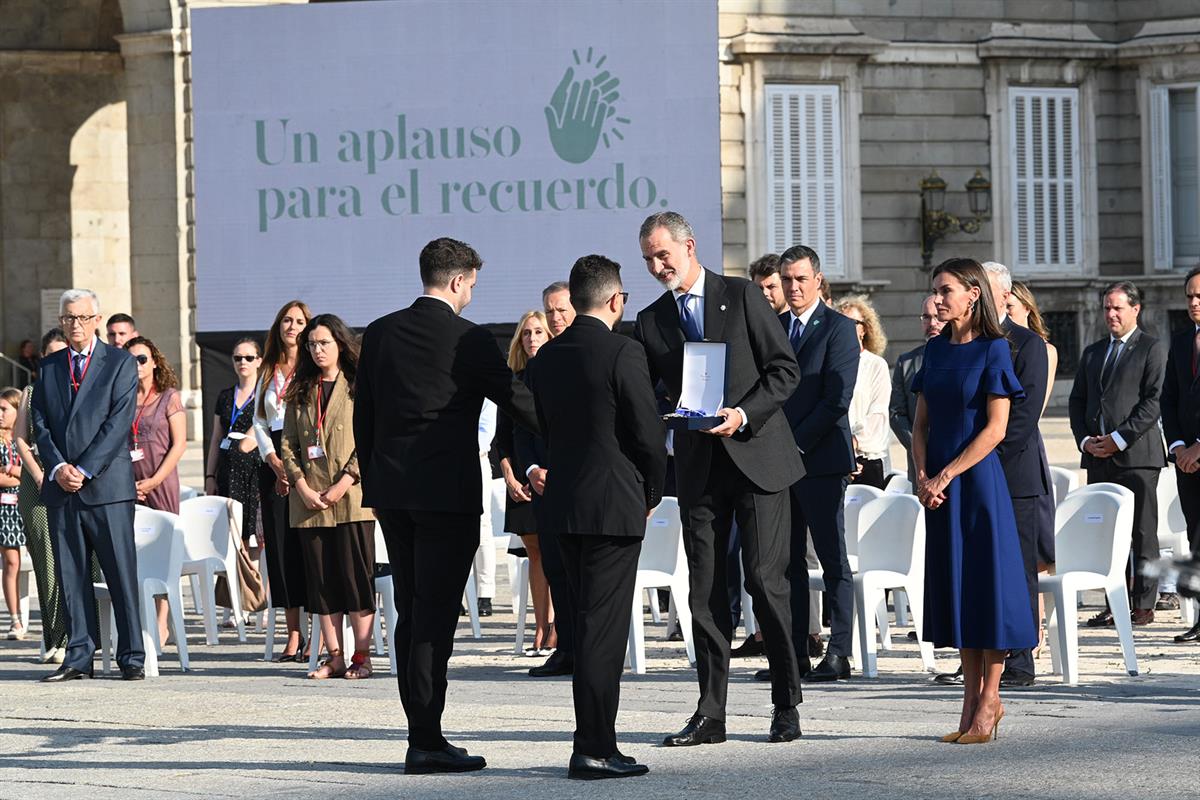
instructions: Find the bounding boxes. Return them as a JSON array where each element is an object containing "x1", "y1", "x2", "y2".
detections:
[{"x1": 720, "y1": 304, "x2": 726, "y2": 312}]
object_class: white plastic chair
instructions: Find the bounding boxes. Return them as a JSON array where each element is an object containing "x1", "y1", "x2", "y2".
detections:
[
  {"x1": 16, "y1": 546, "x2": 33, "y2": 633},
  {"x1": 627, "y1": 498, "x2": 695, "y2": 674},
  {"x1": 97, "y1": 507, "x2": 189, "y2": 677},
  {"x1": 852, "y1": 494, "x2": 937, "y2": 677},
  {"x1": 1156, "y1": 476, "x2": 1194, "y2": 625},
  {"x1": 179, "y1": 484, "x2": 202, "y2": 503},
  {"x1": 177, "y1": 496, "x2": 246, "y2": 644},
  {"x1": 1049, "y1": 466, "x2": 1080, "y2": 506},
  {"x1": 372, "y1": 522, "x2": 399, "y2": 675},
  {"x1": 884, "y1": 474, "x2": 913, "y2": 494},
  {"x1": 1040, "y1": 489, "x2": 1138, "y2": 685}
]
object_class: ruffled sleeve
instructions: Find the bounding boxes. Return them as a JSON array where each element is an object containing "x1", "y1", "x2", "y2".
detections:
[{"x1": 982, "y1": 337, "x2": 1025, "y2": 400}]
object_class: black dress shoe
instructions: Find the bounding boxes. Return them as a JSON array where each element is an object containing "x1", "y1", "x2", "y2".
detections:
[
  {"x1": 120, "y1": 665, "x2": 145, "y2": 681},
  {"x1": 41, "y1": 665, "x2": 91, "y2": 683},
  {"x1": 1085, "y1": 609, "x2": 1115, "y2": 628},
  {"x1": 933, "y1": 665, "x2": 963, "y2": 685},
  {"x1": 999, "y1": 669, "x2": 1035, "y2": 688},
  {"x1": 754, "y1": 668, "x2": 772, "y2": 682},
  {"x1": 1174, "y1": 621, "x2": 1200, "y2": 643},
  {"x1": 528, "y1": 651, "x2": 573, "y2": 677},
  {"x1": 567, "y1": 753, "x2": 648, "y2": 780},
  {"x1": 613, "y1": 750, "x2": 636, "y2": 765},
  {"x1": 663, "y1": 714, "x2": 726, "y2": 747},
  {"x1": 1131, "y1": 609, "x2": 1155, "y2": 626},
  {"x1": 477, "y1": 598, "x2": 493, "y2": 617},
  {"x1": 804, "y1": 653, "x2": 850, "y2": 682},
  {"x1": 667, "y1": 626, "x2": 683, "y2": 642},
  {"x1": 404, "y1": 744, "x2": 486, "y2": 774},
  {"x1": 731, "y1": 637, "x2": 764, "y2": 658},
  {"x1": 768, "y1": 706, "x2": 802, "y2": 743}
]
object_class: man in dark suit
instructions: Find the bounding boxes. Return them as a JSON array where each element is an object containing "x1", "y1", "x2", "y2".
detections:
[
  {"x1": 978, "y1": 261, "x2": 1056, "y2": 687},
  {"x1": 776, "y1": 246, "x2": 860, "y2": 683},
  {"x1": 31, "y1": 289, "x2": 142, "y2": 682},
  {"x1": 890, "y1": 295, "x2": 944, "y2": 486},
  {"x1": 1164, "y1": 266, "x2": 1200, "y2": 643},
  {"x1": 355, "y1": 237, "x2": 539, "y2": 775},
  {"x1": 1069, "y1": 280, "x2": 1168, "y2": 627},
  {"x1": 527, "y1": 254, "x2": 666, "y2": 780},
  {"x1": 634, "y1": 211, "x2": 805, "y2": 746}
]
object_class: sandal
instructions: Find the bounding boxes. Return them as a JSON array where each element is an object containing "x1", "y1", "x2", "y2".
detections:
[
  {"x1": 344, "y1": 651, "x2": 373, "y2": 680},
  {"x1": 307, "y1": 651, "x2": 346, "y2": 680}
]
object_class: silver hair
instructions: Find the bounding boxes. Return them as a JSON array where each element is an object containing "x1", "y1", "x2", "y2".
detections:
[
  {"x1": 59, "y1": 289, "x2": 100, "y2": 315},
  {"x1": 980, "y1": 261, "x2": 1012, "y2": 292},
  {"x1": 639, "y1": 211, "x2": 694, "y2": 245},
  {"x1": 541, "y1": 281, "x2": 569, "y2": 304}
]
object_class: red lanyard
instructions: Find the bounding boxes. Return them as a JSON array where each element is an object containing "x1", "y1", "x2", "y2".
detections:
[
  {"x1": 274, "y1": 367, "x2": 294, "y2": 400},
  {"x1": 314, "y1": 374, "x2": 338, "y2": 435},
  {"x1": 132, "y1": 390, "x2": 156, "y2": 445},
  {"x1": 69, "y1": 346, "x2": 95, "y2": 393}
]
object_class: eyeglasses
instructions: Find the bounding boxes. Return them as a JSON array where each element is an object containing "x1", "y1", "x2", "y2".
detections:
[
  {"x1": 133, "y1": 354, "x2": 150, "y2": 365},
  {"x1": 232, "y1": 354, "x2": 259, "y2": 363},
  {"x1": 306, "y1": 339, "x2": 336, "y2": 352},
  {"x1": 60, "y1": 314, "x2": 99, "y2": 327},
  {"x1": 613, "y1": 292, "x2": 629, "y2": 304},
  {"x1": 919, "y1": 314, "x2": 935, "y2": 322}
]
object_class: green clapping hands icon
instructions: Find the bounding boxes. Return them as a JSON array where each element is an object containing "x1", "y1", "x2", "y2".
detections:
[{"x1": 545, "y1": 48, "x2": 628, "y2": 164}]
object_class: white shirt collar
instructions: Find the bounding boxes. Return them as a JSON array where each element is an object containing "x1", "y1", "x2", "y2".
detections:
[
  {"x1": 1111, "y1": 327, "x2": 1136, "y2": 345},
  {"x1": 673, "y1": 267, "x2": 706, "y2": 300},
  {"x1": 70, "y1": 336, "x2": 98, "y2": 359},
  {"x1": 419, "y1": 294, "x2": 458, "y2": 314},
  {"x1": 788, "y1": 300, "x2": 820, "y2": 328}
]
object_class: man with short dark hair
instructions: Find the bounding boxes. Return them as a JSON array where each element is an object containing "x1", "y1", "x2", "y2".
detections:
[
  {"x1": 105, "y1": 314, "x2": 138, "y2": 348},
  {"x1": 542, "y1": 281, "x2": 576, "y2": 337},
  {"x1": 890, "y1": 295, "x2": 945, "y2": 486},
  {"x1": 355, "y1": 237, "x2": 538, "y2": 775},
  {"x1": 749, "y1": 254, "x2": 786, "y2": 314},
  {"x1": 635, "y1": 211, "x2": 805, "y2": 746},
  {"x1": 1164, "y1": 265, "x2": 1200, "y2": 643},
  {"x1": 528, "y1": 254, "x2": 666, "y2": 780},
  {"x1": 1070, "y1": 280, "x2": 1168, "y2": 627}
]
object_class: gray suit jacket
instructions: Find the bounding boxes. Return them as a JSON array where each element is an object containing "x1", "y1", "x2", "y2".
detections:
[
  {"x1": 889, "y1": 342, "x2": 925, "y2": 483},
  {"x1": 30, "y1": 339, "x2": 139, "y2": 508},
  {"x1": 1068, "y1": 328, "x2": 1168, "y2": 471}
]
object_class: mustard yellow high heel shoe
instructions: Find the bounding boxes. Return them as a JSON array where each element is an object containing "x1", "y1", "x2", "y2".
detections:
[
  {"x1": 940, "y1": 730, "x2": 964, "y2": 743},
  {"x1": 958, "y1": 708, "x2": 1004, "y2": 744}
]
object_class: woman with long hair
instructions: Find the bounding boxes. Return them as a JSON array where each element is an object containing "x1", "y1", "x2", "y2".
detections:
[
  {"x1": 912, "y1": 257, "x2": 1036, "y2": 744},
  {"x1": 496, "y1": 311, "x2": 555, "y2": 654},
  {"x1": 253, "y1": 301, "x2": 311, "y2": 661},
  {"x1": 204, "y1": 337, "x2": 263, "y2": 546},
  {"x1": 0, "y1": 387, "x2": 25, "y2": 640},
  {"x1": 833, "y1": 294, "x2": 891, "y2": 489},
  {"x1": 1006, "y1": 281, "x2": 1058, "y2": 414},
  {"x1": 281, "y1": 314, "x2": 376, "y2": 679}
]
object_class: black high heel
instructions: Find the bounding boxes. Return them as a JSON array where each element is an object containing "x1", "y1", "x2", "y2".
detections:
[{"x1": 276, "y1": 636, "x2": 306, "y2": 663}]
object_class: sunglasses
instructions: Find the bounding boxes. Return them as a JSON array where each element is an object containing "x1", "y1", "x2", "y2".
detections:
[
  {"x1": 232, "y1": 354, "x2": 259, "y2": 363},
  {"x1": 133, "y1": 354, "x2": 150, "y2": 365}
]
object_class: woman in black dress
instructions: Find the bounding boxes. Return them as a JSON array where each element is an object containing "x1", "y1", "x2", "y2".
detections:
[
  {"x1": 497, "y1": 311, "x2": 554, "y2": 654},
  {"x1": 204, "y1": 337, "x2": 263, "y2": 544}
]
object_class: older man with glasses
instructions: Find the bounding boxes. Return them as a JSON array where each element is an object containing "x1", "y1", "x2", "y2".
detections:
[{"x1": 31, "y1": 289, "x2": 143, "y2": 682}]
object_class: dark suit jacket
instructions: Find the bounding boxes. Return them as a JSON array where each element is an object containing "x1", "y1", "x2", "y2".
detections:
[
  {"x1": 527, "y1": 315, "x2": 666, "y2": 538},
  {"x1": 1162, "y1": 326, "x2": 1200, "y2": 449},
  {"x1": 354, "y1": 296, "x2": 539, "y2": 515},
  {"x1": 30, "y1": 339, "x2": 138, "y2": 507},
  {"x1": 890, "y1": 342, "x2": 925, "y2": 482},
  {"x1": 1068, "y1": 327, "x2": 1168, "y2": 471},
  {"x1": 780, "y1": 301, "x2": 859, "y2": 478},
  {"x1": 634, "y1": 269, "x2": 804, "y2": 505},
  {"x1": 996, "y1": 319, "x2": 1052, "y2": 497}
]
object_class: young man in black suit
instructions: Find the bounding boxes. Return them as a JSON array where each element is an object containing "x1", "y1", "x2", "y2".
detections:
[
  {"x1": 527, "y1": 254, "x2": 667, "y2": 780},
  {"x1": 634, "y1": 211, "x2": 805, "y2": 746},
  {"x1": 775, "y1": 246, "x2": 860, "y2": 683},
  {"x1": 354, "y1": 237, "x2": 539, "y2": 775},
  {"x1": 1164, "y1": 266, "x2": 1200, "y2": 642},
  {"x1": 1069, "y1": 280, "x2": 1168, "y2": 627}
]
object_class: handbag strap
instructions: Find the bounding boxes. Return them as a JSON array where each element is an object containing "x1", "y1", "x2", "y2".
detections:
[{"x1": 225, "y1": 497, "x2": 245, "y2": 554}]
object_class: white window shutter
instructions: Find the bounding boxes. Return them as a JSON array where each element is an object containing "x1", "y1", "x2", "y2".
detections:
[
  {"x1": 765, "y1": 85, "x2": 845, "y2": 275},
  {"x1": 1149, "y1": 86, "x2": 1174, "y2": 269},
  {"x1": 1009, "y1": 87, "x2": 1082, "y2": 271}
]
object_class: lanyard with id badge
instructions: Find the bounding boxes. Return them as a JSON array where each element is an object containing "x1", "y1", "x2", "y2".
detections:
[
  {"x1": 307, "y1": 377, "x2": 336, "y2": 462},
  {"x1": 130, "y1": 391, "x2": 155, "y2": 463},
  {"x1": 220, "y1": 388, "x2": 256, "y2": 451}
]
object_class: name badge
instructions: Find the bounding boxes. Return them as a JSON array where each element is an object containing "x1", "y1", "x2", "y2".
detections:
[
  {"x1": 130, "y1": 448, "x2": 145, "y2": 462},
  {"x1": 307, "y1": 445, "x2": 326, "y2": 461},
  {"x1": 0, "y1": 494, "x2": 17, "y2": 506},
  {"x1": 219, "y1": 437, "x2": 231, "y2": 451}
]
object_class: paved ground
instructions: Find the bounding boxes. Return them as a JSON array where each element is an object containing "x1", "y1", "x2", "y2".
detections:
[{"x1": 1, "y1": 417, "x2": 1196, "y2": 799}]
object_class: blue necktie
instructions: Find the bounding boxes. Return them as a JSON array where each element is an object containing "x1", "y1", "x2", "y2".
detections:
[
  {"x1": 72, "y1": 353, "x2": 86, "y2": 389},
  {"x1": 789, "y1": 317, "x2": 803, "y2": 353},
  {"x1": 678, "y1": 294, "x2": 703, "y2": 342}
]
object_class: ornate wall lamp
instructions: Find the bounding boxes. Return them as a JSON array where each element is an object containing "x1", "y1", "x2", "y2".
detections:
[{"x1": 919, "y1": 170, "x2": 991, "y2": 267}]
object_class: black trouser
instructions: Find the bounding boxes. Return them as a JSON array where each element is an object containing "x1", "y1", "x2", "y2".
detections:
[
  {"x1": 1086, "y1": 463, "x2": 1160, "y2": 610},
  {"x1": 49, "y1": 497, "x2": 143, "y2": 671},
  {"x1": 789, "y1": 474, "x2": 853, "y2": 658},
  {"x1": 1177, "y1": 466, "x2": 1200, "y2": 555},
  {"x1": 537, "y1": 529, "x2": 576, "y2": 657},
  {"x1": 682, "y1": 445, "x2": 802, "y2": 720},
  {"x1": 726, "y1": 522, "x2": 743, "y2": 631},
  {"x1": 1004, "y1": 492, "x2": 1054, "y2": 678},
  {"x1": 557, "y1": 533, "x2": 641, "y2": 758},
  {"x1": 260, "y1": 431, "x2": 307, "y2": 609},
  {"x1": 850, "y1": 457, "x2": 887, "y2": 490},
  {"x1": 376, "y1": 508, "x2": 479, "y2": 751}
]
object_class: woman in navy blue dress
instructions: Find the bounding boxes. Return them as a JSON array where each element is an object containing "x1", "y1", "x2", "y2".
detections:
[{"x1": 912, "y1": 258, "x2": 1037, "y2": 745}]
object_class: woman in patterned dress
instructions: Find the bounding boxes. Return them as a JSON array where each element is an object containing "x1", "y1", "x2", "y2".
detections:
[
  {"x1": 204, "y1": 337, "x2": 263, "y2": 543},
  {"x1": 0, "y1": 387, "x2": 27, "y2": 640}
]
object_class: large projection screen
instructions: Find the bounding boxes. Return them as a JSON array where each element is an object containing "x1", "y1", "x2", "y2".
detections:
[{"x1": 191, "y1": 0, "x2": 721, "y2": 331}]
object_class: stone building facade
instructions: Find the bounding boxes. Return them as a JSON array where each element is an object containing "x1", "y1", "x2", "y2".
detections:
[{"x1": 1, "y1": 0, "x2": 1198, "y2": 435}]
